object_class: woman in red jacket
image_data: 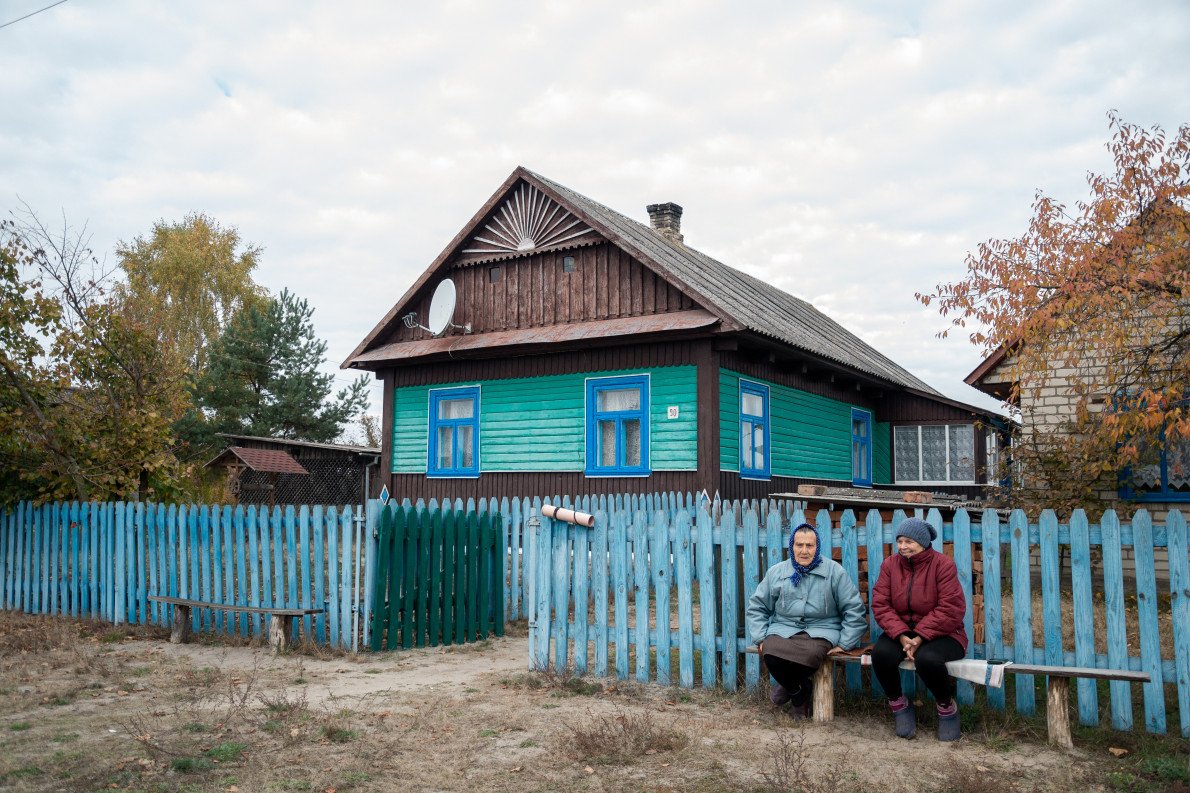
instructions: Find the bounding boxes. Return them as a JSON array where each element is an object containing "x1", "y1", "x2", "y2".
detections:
[{"x1": 871, "y1": 517, "x2": 967, "y2": 741}]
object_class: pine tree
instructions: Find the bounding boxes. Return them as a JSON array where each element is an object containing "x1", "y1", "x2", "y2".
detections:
[{"x1": 184, "y1": 289, "x2": 370, "y2": 451}]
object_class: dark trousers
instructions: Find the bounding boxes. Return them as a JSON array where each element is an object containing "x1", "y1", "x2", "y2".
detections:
[
  {"x1": 871, "y1": 633, "x2": 964, "y2": 704},
  {"x1": 763, "y1": 655, "x2": 817, "y2": 706}
]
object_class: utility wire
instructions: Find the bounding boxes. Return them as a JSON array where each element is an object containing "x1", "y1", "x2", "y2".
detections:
[{"x1": 0, "y1": 0, "x2": 68, "y2": 31}]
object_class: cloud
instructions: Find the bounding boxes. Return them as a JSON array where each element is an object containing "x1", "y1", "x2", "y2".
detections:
[{"x1": 2, "y1": 0, "x2": 1187, "y2": 419}]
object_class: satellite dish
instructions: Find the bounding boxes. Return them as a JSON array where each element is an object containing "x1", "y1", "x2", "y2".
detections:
[{"x1": 426, "y1": 279, "x2": 457, "y2": 336}]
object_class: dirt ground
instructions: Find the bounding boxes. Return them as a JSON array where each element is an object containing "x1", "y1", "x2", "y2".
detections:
[{"x1": 0, "y1": 612, "x2": 1177, "y2": 793}]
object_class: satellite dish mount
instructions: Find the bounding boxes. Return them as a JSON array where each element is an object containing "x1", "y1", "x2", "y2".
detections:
[{"x1": 402, "y1": 278, "x2": 470, "y2": 336}]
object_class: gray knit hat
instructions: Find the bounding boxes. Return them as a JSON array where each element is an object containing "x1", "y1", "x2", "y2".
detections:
[{"x1": 896, "y1": 517, "x2": 936, "y2": 549}]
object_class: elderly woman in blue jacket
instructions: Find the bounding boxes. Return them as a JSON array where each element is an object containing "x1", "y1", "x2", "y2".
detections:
[{"x1": 747, "y1": 523, "x2": 868, "y2": 718}]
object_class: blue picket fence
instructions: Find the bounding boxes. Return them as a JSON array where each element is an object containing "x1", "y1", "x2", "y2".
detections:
[
  {"x1": 360, "y1": 491, "x2": 715, "y2": 648},
  {"x1": 0, "y1": 491, "x2": 746, "y2": 653},
  {"x1": 0, "y1": 501, "x2": 370, "y2": 650},
  {"x1": 527, "y1": 504, "x2": 1190, "y2": 738}
]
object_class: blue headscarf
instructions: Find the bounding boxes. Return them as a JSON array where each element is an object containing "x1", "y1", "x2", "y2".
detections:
[{"x1": 789, "y1": 523, "x2": 823, "y2": 587}]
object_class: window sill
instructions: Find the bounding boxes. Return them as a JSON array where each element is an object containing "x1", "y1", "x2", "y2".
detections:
[
  {"x1": 893, "y1": 480, "x2": 976, "y2": 486},
  {"x1": 1122, "y1": 491, "x2": 1190, "y2": 503},
  {"x1": 584, "y1": 471, "x2": 652, "y2": 478}
]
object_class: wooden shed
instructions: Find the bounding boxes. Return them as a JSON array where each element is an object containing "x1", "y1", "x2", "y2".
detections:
[
  {"x1": 206, "y1": 434, "x2": 381, "y2": 506},
  {"x1": 344, "y1": 167, "x2": 1003, "y2": 502}
]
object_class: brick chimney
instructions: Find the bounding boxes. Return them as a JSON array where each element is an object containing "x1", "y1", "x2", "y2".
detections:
[{"x1": 646, "y1": 202, "x2": 683, "y2": 243}]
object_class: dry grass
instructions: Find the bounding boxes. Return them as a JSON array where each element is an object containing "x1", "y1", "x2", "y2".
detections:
[
  {"x1": 756, "y1": 729, "x2": 856, "y2": 793},
  {"x1": 0, "y1": 610, "x2": 1183, "y2": 793},
  {"x1": 564, "y1": 704, "x2": 688, "y2": 764}
]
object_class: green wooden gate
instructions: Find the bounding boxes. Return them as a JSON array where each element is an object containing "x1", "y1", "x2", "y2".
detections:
[{"x1": 368, "y1": 504, "x2": 504, "y2": 650}]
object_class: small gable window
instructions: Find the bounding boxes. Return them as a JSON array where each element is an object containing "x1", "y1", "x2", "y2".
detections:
[
  {"x1": 428, "y1": 386, "x2": 480, "y2": 478},
  {"x1": 586, "y1": 374, "x2": 650, "y2": 476},
  {"x1": 489, "y1": 266, "x2": 502, "y2": 283},
  {"x1": 563, "y1": 255, "x2": 576, "y2": 272},
  {"x1": 739, "y1": 380, "x2": 770, "y2": 479}
]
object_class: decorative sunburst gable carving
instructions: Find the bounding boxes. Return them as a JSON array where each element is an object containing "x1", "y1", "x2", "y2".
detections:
[{"x1": 462, "y1": 183, "x2": 596, "y2": 255}]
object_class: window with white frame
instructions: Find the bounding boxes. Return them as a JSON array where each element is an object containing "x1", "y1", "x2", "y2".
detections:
[
  {"x1": 428, "y1": 386, "x2": 480, "y2": 477},
  {"x1": 894, "y1": 424, "x2": 975, "y2": 484},
  {"x1": 585, "y1": 374, "x2": 650, "y2": 476}
]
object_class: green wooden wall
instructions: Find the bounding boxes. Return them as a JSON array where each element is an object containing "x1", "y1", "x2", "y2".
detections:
[
  {"x1": 874, "y1": 420, "x2": 892, "y2": 484},
  {"x1": 719, "y1": 369, "x2": 892, "y2": 484},
  {"x1": 392, "y1": 366, "x2": 698, "y2": 473}
]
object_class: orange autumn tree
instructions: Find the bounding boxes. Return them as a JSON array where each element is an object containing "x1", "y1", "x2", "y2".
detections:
[{"x1": 920, "y1": 113, "x2": 1190, "y2": 511}]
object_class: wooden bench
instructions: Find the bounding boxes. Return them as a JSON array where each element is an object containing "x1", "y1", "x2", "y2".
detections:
[
  {"x1": 147, "y1": 596, "x2": 324, "y2": 654},
  {"x1": 747, "y1": 646, "x2": 1150, "y2": 749}
]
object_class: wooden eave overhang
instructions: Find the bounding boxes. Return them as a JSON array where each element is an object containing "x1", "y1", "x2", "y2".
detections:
[
  {"x1": 729, "y1": 329, "x2": 1005, "y2": 421},
  {"x1": 347, "y1": 309, "x2": 720, "y2": 369},
  {"x1": 964, "y1": 344, "x2": 1016, "y2": 402}
]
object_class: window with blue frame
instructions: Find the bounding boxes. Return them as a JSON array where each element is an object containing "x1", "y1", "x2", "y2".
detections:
[
  {"x1": 1120, "y1": 429, "x2": 1190, "y2": 502},
  {"x1": 851, "y1": 408, "x2": 873, "y2": 487},
  {"x1": 585, "y1": 374, "x2": 650, "y2": 476},
  {"x1": 428, "y1": 386, "x2": 480, "y2": 477},
  {"x1": 739, "y1": 380, "x2": 770, "y2": 479}
]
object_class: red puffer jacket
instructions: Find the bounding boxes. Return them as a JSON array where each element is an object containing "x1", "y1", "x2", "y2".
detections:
[{"x1": 871, "y1": 548, "x2": 968, "y2": 650}]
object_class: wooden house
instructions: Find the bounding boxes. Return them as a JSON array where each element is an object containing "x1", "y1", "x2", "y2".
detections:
[{"x1": 344, "y1": 167, "x2": 1002, "y2": 502}]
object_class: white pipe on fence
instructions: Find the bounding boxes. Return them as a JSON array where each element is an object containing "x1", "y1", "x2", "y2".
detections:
[{"x1": 542, "y1": 503, "x2": 594, "y2": 527}]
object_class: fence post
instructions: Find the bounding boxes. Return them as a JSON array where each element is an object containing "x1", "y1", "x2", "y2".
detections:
[
  {"x1": 697, "y1": 506, "x2": 717, "y2": 689},
  {"x1": 612, "y1": 510, "x2": 630, "y2": 679},
  {"x1": 531, "y1": 510, "x2": 552, "y2": 671},
  {"x1": 633, "y1": 511, "x2": 650, "y2": 683},
  {"x1": 1132, "y1": 510, "x2": 1166, "y2": 733},
  {"x1": 952, "y1": 509, "x2": 974, "y2": 706},
  {"x1": 743, "y1": 507, "x2": 761, "y2": 690},
  {"x1": 981, "y1": 509, "x2": 1005, "y2": 711},
  {"x1": 1166, "y1": 510, "x2": 1190, "y2": 738},
  {"x1": 839, "y1": 509, "x2": 862, "y2": 693},
  {"x1": 361, "y1": 499, "x2": 381, "y2": 652},
  {"x1": 1101, "y1": 510, "x2": 1132, "y2": 730},
  {"x1": 1069, "y1": 509, "x2": 1099, "y2": 726},
  {"x1": 593, "y1": 509, "x2": 609, "y2": 677},
  {"x1": 719, "y1": 508, "x2": 738, "y2": 691},
  {"x1": 652, "y1": 511, "x2": 672, "y2": 686},
  {"x1": 1010, "y1": 509, "x2": 1035, "y2": 716},
  {"x1": 675, "y1": 509, "x2": 695, "y2": 689}
]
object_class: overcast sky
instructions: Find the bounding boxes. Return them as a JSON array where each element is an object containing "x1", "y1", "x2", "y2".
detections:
[{"x1": 3, "y1": 0, "x2": 1188, "y2": 422}]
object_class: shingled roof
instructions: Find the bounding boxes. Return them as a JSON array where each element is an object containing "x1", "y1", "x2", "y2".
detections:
[
  {"x1": 347, "y1": 167, "x2": 942, "y2": 396},
  {"x1": 527, "y1": 170, "x2": 941, "y2": 395},
  {"x1": 205, "y1": 446, "x2": 309, "y2": 475}
]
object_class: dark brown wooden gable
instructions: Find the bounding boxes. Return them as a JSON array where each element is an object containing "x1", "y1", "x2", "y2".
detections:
[{"x1": 382, "y1": 241, "x2": 697, "y2": 344}]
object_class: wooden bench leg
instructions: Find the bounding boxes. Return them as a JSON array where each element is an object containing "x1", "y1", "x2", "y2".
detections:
[
  {"x1": 170, "y1": 604, "x2": 191, "y2": 644},
  {"x1": 268, "y1": 615, "x2": 291, "y2": 654},
  {"x1": 1046, "y1": 677, "x2": 1073, "y2": 750},
  {"x1": 812, "y1": 662, "x2": 835, "y2": 723}
]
